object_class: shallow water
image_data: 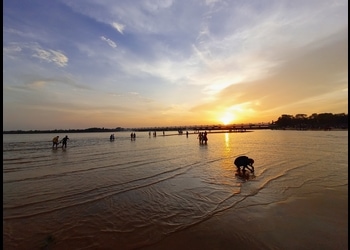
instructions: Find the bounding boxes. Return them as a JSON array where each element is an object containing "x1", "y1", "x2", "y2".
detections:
[{"x1": 3, "y1": 130, "x2": 348, "y2": 249}]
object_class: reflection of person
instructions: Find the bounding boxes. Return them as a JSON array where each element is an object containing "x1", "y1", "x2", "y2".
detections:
[
  {"x1": 52, "y1": 136, "x2": 59, "y2": 149},
  {"x1": 234, "y1": 156, "x2": 254, "y2": 173},
  {"x1": 61, "y1": 135, "x2": 69, "y2": 148},
  {"x1": 235, "y1": 170, "x2": 254, "y2": 180}
]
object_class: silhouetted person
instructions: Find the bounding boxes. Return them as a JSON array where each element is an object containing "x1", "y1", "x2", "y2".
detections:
[
  {"x1": 203, "y1": 131, "x2": 208, "y2": 144},
  {"x1": 52, "y1": 136, "x2": 59, "y2": 149},
  {"x1": 234, "y1": 156, "x2": 254, "y2": 173},
  {"x1": 197, "y1": 132, "x2": 202, "y2": 143},
  {"x1": 61, "y1": 135, "x2": 69, "y2": 149}
]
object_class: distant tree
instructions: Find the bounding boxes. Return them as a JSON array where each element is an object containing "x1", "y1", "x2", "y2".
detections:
[
  {"x1": 275, "y1": 114, "x2": 294, "y2": 128},
  {"x1": 274, "y1": 112, "x2": 348, "y2": 129},
  {"x1": 295, "y1": 114, "x2": 307, "y2": 119}
]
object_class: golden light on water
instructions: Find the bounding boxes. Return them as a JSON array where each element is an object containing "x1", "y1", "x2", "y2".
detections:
[
  {"x1": 224, "y1": 133, "x2": 230, "y2": 148},
  {"x1": 220, "y1": 132, "x2": 232, "y2": 172}
]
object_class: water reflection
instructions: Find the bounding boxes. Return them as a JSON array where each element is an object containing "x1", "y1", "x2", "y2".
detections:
[
  {"x1": 223, "y1": 132, "x2": 232, "y2": 157},
  {"x1": 235, "y1": 169, "x2": 256, "y2": 181},
  {"x1": 224, "y1": 133, "x2": 230, "y2": 148},
  {"x1": 3, "y1": 131, "x2": 347, "y2": 250}
]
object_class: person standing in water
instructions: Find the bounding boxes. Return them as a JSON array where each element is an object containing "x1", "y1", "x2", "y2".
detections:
[
  {"x1": 52, "y1": 136, "x2": 59, "y2": 149},
  {"x1": 61, "y1": 135, "x2": 70, "y2": 149},
  {"x1": 110, "y1": 134, "x2": 115, "y2": 141}
]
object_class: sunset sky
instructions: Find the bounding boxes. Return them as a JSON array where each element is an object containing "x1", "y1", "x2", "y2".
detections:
[{"x1": 3, "y1": 0, "x2": 348, "y2": 131}]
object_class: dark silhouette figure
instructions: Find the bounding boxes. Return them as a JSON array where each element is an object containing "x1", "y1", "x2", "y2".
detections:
[
  {"x1": 234, "y1": 156, "x2": 254, "y2": 173},
  {"x1": 197, "y1": 131, "x2": 208, "y2": 144},
  {"x1": 203, "y1": 131, "x2": 208, "y2": 144},
  {"x1": 61, "y1": 135, "x2": 69, "y2": 149},
  {"x1": 52, "y1": 136, "x2": 59, "y2": 149},
  {"x1": 197, "y1": 132, "x2": 202, "y2": 143}
]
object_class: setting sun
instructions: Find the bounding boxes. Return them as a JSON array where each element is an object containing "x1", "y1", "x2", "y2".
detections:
[{"x1": 219, "y1": 112, "x2": 235, "y2": 125}]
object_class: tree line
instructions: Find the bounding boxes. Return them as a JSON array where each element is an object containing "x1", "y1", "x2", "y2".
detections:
[
  {"x1": 3, "y1": 127, "x2": 125, "y2": 134},
  {"x1": 3, "y1": 112, "x2": 348, "y2": 134},
  {"x1": 272, "y1": 113, "x2": 348, "y2": 130}
]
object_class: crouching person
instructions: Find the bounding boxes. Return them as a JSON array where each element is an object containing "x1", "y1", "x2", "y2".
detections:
[{"x1": 234, "y1": 156, "x2": 254, "y2": 173}]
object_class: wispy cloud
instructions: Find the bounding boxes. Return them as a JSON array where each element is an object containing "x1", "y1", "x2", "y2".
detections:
[
  {"x1": 4, "y1": 42, "x2": 68, "y2": 67},
  {"x1": 112, "y1": 22, "x2": 125, "y2": 34},
  {"x1": 101, "y1": 36, "x2": 117, "y2": 48},
  {"x1": 32, "y1": 48, "x2": 68, "y2": 67}
]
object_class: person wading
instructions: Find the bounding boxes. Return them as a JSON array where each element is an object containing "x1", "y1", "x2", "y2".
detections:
[
  {"x1": 60, "y1": 135, "x2": 70, "y2": 149},
  {"x1": 52, "y1": 136, "x2": 59, "y2": 149}
]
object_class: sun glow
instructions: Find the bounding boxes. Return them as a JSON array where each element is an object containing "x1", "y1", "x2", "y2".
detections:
[{"x1": 219, "y1": 112, "x2": 235, "y2": 125}]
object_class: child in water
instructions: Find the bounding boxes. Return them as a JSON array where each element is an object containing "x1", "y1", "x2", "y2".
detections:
[{"x1": 61, "y1": 135, "x2": 69, "y2": 148}]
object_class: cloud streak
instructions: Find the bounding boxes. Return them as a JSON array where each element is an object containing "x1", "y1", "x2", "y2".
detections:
[{"x1": 101, "y1": 36, "x2": 117, "y2": 48}]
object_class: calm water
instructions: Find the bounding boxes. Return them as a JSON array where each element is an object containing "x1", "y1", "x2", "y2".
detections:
[{"x1": 3, "y1": 130, "x2": 348, "y2": 250}]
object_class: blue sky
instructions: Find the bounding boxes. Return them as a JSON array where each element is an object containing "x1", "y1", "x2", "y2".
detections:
[{"x1": 3, "y1": 0, "x2": 348, "y2": 130}]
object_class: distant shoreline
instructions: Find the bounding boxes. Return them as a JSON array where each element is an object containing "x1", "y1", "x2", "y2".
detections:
[
  {"x1": 3, "y1": 112, "x2": 347, "y2": 134},
  {"x1": 3, "y1": 128, "x2": 347, "y2": 135},
  {"x1": 3, "y1": 129, "x2": 255, "y2": 135}
]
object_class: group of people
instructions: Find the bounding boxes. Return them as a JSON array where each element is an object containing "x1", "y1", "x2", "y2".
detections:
[
  {"x1": 51, "y1": 133, "x2": 255, "y2": 178},
  {"x1": 52, "y1": 135, "x2": 69, "y2": 149},
  {"x1": 197, "y1": 131, "x2": 208, "y2": 144},
  {"x1": 149, "y1": 131, "x2": 157, "y2": 137}
]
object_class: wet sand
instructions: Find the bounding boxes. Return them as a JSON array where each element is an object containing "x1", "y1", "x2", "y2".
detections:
[{"x1": 141, "y1": 187, "x2": 348, "y2": 250}]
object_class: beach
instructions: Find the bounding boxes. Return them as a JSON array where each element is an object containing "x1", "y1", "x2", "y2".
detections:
[
  {"x1": 3, "y1": 130, "x2": 348, "y2": 249},
  {"x1": 141, "y1": 186, "x2": 347, "y2": 250}
]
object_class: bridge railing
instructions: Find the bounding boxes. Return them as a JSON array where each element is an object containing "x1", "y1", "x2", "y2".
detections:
[{"x1": 130, "y1": 123, "x2": 272, "y2": 131}]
